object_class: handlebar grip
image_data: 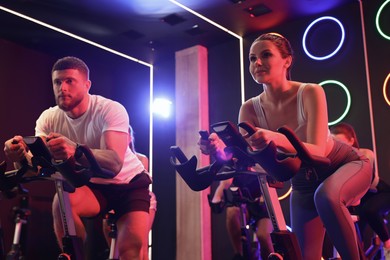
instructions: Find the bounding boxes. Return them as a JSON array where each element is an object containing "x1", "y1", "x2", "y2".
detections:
[
  {"x1": 52, "y1": 157, "x2": 91, "y2": 187},
  {"x1": 277, "y1": 126, "x2": 330, "y2": 167},
  {"x1": 238, "y1": 122, "x2": 257, "y2": 136},
  {"x1": 77, "y1": 145, "x2": 115, "y2": 179},
  {"x1": 170, "y1": 146, "x2": 188, "y2": 163},
  {"x1": 199, "y1": 130, "x2": 210, "y2": 140},
  {"x1": 11, "y1": 139, "x2": 30, "y2": 168}
]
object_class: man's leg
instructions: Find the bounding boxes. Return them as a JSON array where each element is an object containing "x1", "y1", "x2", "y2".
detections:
[
  {"x1": 256, "y1": 218, "x2": 274, "y2": 259},
  {"x1": 52, "y1": 185, "x2": 100, "y2": 249},
  {"x1": 226, "y1": 206, "x2": 243, "y2": 255},
  {"x1": 116, "y1": 211, "x2": 149, "y2": 260}
]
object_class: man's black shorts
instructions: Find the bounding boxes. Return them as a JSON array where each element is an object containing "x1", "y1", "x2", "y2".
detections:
[{"x1": 87, "y1": 171, "x2": 151, "y2": 219}]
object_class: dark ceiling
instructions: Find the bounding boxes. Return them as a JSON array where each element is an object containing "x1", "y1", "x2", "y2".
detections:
[{"x1": 0, "y1": 0, "x2": 356, "y2": 64}]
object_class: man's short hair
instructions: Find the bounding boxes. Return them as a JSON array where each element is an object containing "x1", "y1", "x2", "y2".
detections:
[{"x1": 52, "y1": 56, "x2": 90, "y2": 79}]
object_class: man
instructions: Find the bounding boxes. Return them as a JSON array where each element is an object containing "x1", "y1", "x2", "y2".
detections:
[{"x1": 4, "y1": 56, "x2": 151, "y2": 259}]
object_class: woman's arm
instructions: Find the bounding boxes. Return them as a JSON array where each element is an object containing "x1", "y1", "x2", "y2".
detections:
[
  {"x1": 301, "y1": 84, "x2": 330, "y2": 157},
  {"x1": 211, "y1": 179, "x2": 233, "y2": 203},
  {"x1": 239, "y1": 98, "x2": 296, "y2": 152},
  {"x1": 239, "y1": 84, "x2": 330, "y2": 157}
]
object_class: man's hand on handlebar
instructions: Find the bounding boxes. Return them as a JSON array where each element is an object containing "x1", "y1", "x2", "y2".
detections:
[
  {"x1": 3, "y1": 136, "x2": 38, "y2": 177},
  {"x1": 46, "y1": 133, "x2": 78, "y2": 161},
  {"x1": 4, "y1": 136, "x2": 29, "y2": 164}
]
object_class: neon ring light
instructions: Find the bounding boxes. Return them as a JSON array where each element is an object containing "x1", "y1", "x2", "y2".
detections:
[
  {"x1": 319, "y1": 80, "x2": 351, "y2": 125},
  {"x1": 376, "y1": 0, "x2": 390, "y2": 40},
  {"x1": 382, "y1": 73, "x2": 390, "y2": 106},
  {"x1": 278, "y1": 184, "x2": 292, "y2": 201},
  {"x1": 302, "y1": 16, "x2": 345, "y2": 60}
]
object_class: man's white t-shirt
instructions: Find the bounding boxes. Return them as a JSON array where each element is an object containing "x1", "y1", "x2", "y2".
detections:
[{"x1": 35, "y1": 94, "x2": 146, "y2": 184}]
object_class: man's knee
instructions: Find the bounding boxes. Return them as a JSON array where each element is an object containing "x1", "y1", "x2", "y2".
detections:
[
  {"x1": 116, "y1": 211, "x2": 149, "y2": 257},
  {"x1": 117, "y1": 232, "x2": 143, "y2": 257}
]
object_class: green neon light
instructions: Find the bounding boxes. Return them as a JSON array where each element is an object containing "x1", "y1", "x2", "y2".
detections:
[
  {"x1": 319, "y1": 80, "x2": 351, "y2": 126},
  {"x1": 376, "y1": 0, "x2": 390, "y2": 40}
]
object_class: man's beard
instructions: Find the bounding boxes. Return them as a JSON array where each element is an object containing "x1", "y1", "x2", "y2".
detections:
[{"x1": 57, "y1": 96, "x2": 82, "y2": 111}]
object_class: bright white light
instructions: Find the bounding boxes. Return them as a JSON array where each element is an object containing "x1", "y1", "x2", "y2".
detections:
[{"x1": 152, "y1": 98, "x2": 172, "y2": 118}]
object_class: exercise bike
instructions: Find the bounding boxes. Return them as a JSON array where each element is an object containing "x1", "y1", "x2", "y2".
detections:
[
  {"x1": 330, "y1": 205, "x2": 388, "y2": 260},
  {"x1": 170, "y1": 121, "x2": 330, "y2": 260},
  {"x1": 0, "y1": 136, "x2": 116, "y2": 260},
  {"x1": 209, "y1": 183, "x2": 265, "y2": 260}
]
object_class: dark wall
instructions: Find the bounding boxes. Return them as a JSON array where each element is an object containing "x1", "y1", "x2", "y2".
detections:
[
  {"x1": 363, "y1": 0, "x2": 390, "y2": 184},
  {"x1": 0, "y1": 40, "x2": 59, "y2": 259},
  {"x1": 208, "y1": 39, "x2": 242, "y2": 260},
  {"x1": 151, "y1": 54, "x2": 177, "y2": 260}
]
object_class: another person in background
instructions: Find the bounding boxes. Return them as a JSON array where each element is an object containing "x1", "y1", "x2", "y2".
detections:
[
  {"x1": 199, "y1": 32, "x2": 372, "y2": 260},
  {"x1": 330, "y1": 122, "x2": 390, "y2": 257},
  {"x1": 210, "y1": 178, "x2": 273, "y2": 260},
  {"x1": 102, "y1": 127, "x2": 156, "y2": 260},
  {"x1": 103, "y1": 126, "x2": 157, "y2": 260},
  {"x1": 128, "y1": 126, "x2": 156, "y2": 260},
  {"x1": 4, "y1": 56, "x2": 151, "y2": 260}
]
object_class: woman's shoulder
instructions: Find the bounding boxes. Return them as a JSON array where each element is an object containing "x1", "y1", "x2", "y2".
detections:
[
  {"x1": 297, "y1": 82, "x2": 325, "y2": 100},
  {"x1": 291, "y1": 81, "x2": 321, "y2": 90},
  {"x1": 136, "y1": 152, "x2": 149, "y2": 170},
  {"x1": 239, "y1": 97, "x2": 259, "y2": 125},
  {"x1": 241, "y1": 96, "x2": 255, "y2": 110},
  {"x1": 359, "y1": 148, "x2": 375, "y2": 161},
  {"x1": 240, "y1": 96, "x2": 260, "y2": 114}
]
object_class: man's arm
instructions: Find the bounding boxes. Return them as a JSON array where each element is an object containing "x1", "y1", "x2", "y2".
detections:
[
  {"x1": 90, "y1": 130, "x2": 128, "y2": 174},
  {"x1": 211, "y1": 179, "x2": 233, "y2": 203},
  {"x1": 46, "y1": 130, "x2": 128, "y2": 175}
]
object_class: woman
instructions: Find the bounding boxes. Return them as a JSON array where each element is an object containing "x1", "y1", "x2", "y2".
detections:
[
  {"x1": 200, "y1": 33, "x2": 372, "y2": 260},
  {"x1": 330, "y1": 122, "x2": 390, "y2": 256}
]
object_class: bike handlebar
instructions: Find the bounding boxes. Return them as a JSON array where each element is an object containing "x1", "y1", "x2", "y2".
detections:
[
  {"x1": 1, "y1": 137, "x2": 115, "y2": 192},
  {"x1": 170, "y1": 121, "x2": 330, "y2": 191}
]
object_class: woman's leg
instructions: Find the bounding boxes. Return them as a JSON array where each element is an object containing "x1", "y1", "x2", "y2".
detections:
[
  {"x1": 290, "y1": 190, "x2": 325, "y2": 260},
  {"x1": 315, "y1": 159, "x2": 371, "y2": 260}
]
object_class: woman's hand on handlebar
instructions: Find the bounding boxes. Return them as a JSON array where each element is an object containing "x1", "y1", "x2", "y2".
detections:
[
  {"x1": 245, "y1": 128, "x2": 275, "y2": 151},
  {"x1": 198, "y1": 133, "x2": 230, "y2": 161}
]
